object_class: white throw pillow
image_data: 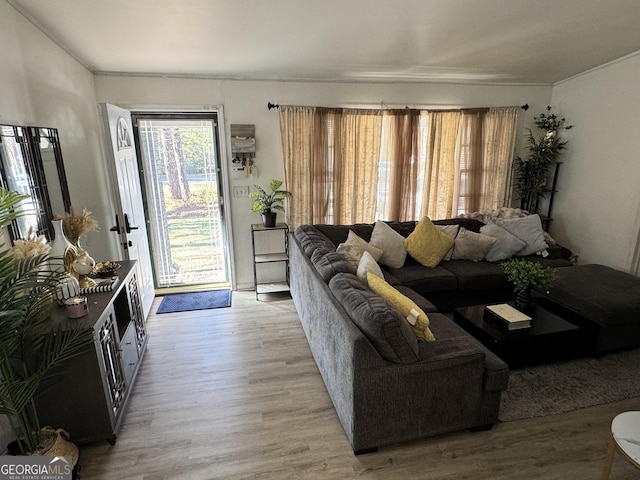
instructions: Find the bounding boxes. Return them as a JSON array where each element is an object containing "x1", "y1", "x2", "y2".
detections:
[
  {"x1": 356, "y1": 251, "x2": 384, "y2": 285},
  {"x1": 480, "y1": 223, "x2": 527, "y2": 262},
  {"x1": 498, "y1": 214, "x2": 548, "y2": 256},
  {"x1": 370, "y1": 220, "x2": 407, "y2": 268}
]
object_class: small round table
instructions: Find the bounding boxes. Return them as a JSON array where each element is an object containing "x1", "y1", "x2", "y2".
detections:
[{"x1": 602, "y1": 411, "x2": 640, "y2": 479}]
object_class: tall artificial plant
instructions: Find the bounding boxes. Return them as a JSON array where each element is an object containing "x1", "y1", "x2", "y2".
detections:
[
  {"x1": 514, "y1": 106, "x2": 573, "y2": 213},
  {"x1": 0, "y1": 188, "x2": 94, "y2": 454}
]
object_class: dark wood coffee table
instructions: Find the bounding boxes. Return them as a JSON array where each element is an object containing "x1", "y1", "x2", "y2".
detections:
[{"x1": 453, "y1": 299, "x2": 596, "y2": 368}]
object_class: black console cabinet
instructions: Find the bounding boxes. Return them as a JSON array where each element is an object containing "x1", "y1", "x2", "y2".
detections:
[{"x1": 36, "y1": 260, "x2": 148, "y2": 444}]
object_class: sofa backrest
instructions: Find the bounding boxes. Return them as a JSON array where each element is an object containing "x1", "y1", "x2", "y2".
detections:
[{"x1": 329, "y1": 272, "x2": 420, "y2": 364}]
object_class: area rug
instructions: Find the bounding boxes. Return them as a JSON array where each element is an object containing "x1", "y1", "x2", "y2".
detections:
[
  {"x1": 499, "y1": 347, "x2": 640, "y2": 422},
  {"x1": 156, "y1": 290, "x2": 232, "y2": 314}
]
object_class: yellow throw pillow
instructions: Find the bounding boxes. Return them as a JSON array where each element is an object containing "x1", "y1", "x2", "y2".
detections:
[
  {"x1": 404, "y1": 217, "x2": 455, "y2": 267},
  {"x1": 367, "y1": 273, "x2": 435, "y2": 342}
]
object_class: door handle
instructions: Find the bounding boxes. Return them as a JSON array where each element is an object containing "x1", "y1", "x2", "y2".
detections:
[
  {"x1": 110, "y1": 214, "x2": 121, "y2": 232},
  {"x1": 124, "y1": 213, "x2": 139, "y2": 233}
]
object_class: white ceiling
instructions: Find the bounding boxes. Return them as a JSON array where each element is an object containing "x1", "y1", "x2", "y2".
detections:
[{"x1": 8, "y1": 0, "x2": 640, "y2": 85}]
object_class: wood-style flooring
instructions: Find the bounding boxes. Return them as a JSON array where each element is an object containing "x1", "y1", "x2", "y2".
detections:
[{"x1": 78, "y1": 291, "x2": 640, "y2": 479}]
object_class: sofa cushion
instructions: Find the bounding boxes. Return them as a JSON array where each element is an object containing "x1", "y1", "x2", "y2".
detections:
[
  {"x1": 315, "y1": 223, "x2": 374, "y2": 247},
  {"x1": 427, "y1": 313, "x2": 509, "y2": 391},
  {"x1": 336, "y1": 230, "x2": 383, "y2": 267},
  {"x1": 404, "y1": 217, "x2": 455, "y2": 267},
  {"x1": 539, "y1": 264, "x2": 640, "y2": 327},
  {"x1": 440, "y1": 260, "x2": 512, "y2": 292},
  {"x1": 294, "y1": 225, "x2": 336, "y2": 257},
  {"x1": 394, "y1": 285, "x2": 438, "y2": 313},
  {"x1": 311, "y1": 247, "x2": 356, "y2": 282},
  {"x1": 480, "y1": 223, "x2": 527, "y2": 262},
  {"x1": 329, "y1": 273, "x2": 420, "y2": 364},
  {"x1": 497, "y1": 214, "x2": 548, "y2": 256},
  {"x1": 383, "y1": 220, "x2": 418, "y2": 238},
  {"x1": 370, "y1": 220, "x2": 408, "y2": 268},
  {"x1": 433, "y1": 217, "x2": 486, "y2": 233},
  {"x1": 384, "y1": 259, "x2": 458, "y2": 293},
  {"x1": 451, "y1": 227, "x2": 497, "y2": 261},
  {"x1": 367, "y1": 273, "x2": 436, "y2": 342},
  {"x1": 356, "y1": 251, "x2": 384, "y2": 286}
]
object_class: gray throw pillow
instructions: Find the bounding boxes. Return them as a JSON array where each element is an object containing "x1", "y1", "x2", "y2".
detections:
[
  {"x1": 498, "y1": 214, "x2": 548, "y2": 256},
  {"x1": 370, "y1": 220, "x2": 407, "y2": 268},
  {"x1": 451, "y1": 227, "x2": 497, "y2": 261},
  {"x1": 481, "y1": 223, "x2": 527, "y2": 262},
  {"x1": 436, "y1": 224, "x2": 460, "y2": 261}
]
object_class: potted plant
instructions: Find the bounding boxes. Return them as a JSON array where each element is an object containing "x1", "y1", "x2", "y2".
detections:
[
  {"x1": 513, "y1": 106, "x2": 573, "y2": 213},
  {"x1": 0, "y1": 188, "x2": 94, "y2": 460},
  {"x1": 501, "y1": 259, "x2": 556, "y2": 310},
  {"x1": 249, "y1": 179, "x2": 292, "y2": 227}
]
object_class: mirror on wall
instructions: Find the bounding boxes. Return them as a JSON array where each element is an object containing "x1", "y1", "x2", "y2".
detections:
[{"x1": 0, "y1": 125, "x2": 71, "y2": 242}]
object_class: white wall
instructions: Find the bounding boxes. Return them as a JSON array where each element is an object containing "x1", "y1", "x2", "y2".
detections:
[
  {"x1": 551, "y1": 53, "x2": 640, "y2": 271},
  {"x1": 0, "y1": 0, "x2": 116, "y2": 451},
  {"x1": 0, "y1": 1, "x2": 121, "y2": 263},
  {"x1": 94, "y1": 75, "x2": 552, "y2": 288}
]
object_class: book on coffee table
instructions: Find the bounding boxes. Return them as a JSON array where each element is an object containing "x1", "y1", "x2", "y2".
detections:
[{"x1": 485, "y1": 303, "x2": 532, "y2": 330}]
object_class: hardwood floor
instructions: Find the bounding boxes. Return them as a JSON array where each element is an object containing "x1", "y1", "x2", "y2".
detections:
[{"x1": 79, "y1": 291, "x2": 640, "y2": 479}]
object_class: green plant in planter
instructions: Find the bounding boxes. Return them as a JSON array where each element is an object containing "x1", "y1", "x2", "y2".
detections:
[
  {"x1": 0, "y1": 188, "x2": 94, "y2": 455},
  {"x1": 501, "y1": 259, "x2": 556, "y2": 292},
  {"x1": 249, "y1": 179, "x2": 291, "y2": 227},
  {"x1": 514, "y1": 106, "x2": 573, "y2": 213},
  {"x1": 501, "y1": 259, "x2": 556, "y2": 309}
]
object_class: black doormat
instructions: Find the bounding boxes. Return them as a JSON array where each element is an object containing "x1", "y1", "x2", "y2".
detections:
[{"x1": 156, "y1": 290, "x2": 232, "y2": 314}]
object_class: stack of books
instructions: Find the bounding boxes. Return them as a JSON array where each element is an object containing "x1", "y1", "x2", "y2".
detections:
[
  {"x1": 485, "y1": 303, "x2": 532, "y2": 330},
  {"x1": 80, "y1": 276, "x2": 120, "y2": 295}
]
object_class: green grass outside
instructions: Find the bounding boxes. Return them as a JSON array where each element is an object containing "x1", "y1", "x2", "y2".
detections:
[{"x1": 163, "y1": 182, "x2": 227, "y2": 284}]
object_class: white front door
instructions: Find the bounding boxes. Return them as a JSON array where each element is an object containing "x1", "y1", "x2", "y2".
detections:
[{"x1": 101, "y1": 103, "x2": 155, "y2": 318}]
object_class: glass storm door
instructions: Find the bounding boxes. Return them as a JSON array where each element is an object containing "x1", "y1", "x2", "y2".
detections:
[{"x1": 132, "y1": 113, "x2": 229, "y2": 290}]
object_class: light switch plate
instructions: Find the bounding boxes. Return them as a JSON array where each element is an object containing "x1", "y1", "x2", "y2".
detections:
[{"x1": 233, "y1": 186, "x2": 250, "y2": 197}]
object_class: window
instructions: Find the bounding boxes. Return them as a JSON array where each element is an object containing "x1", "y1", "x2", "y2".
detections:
[{"x1": 280, "y1": 106, "x2": 518, "y2": 228}]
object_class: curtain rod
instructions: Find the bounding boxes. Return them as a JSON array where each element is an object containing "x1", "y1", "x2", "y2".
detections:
[{"x1": 268, "y1": 102, "x2": 529, "y2": 111}]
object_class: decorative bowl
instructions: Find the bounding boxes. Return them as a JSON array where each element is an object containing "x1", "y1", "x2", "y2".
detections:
[{"x1": 92, "y1": 261, "x2": 121, "y2": 277}]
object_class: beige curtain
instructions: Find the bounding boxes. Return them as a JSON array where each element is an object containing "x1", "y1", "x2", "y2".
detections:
[
  {"x1": 280, "y1": 106, "x2": 382, "y2": 228},
  {"x1": 279, "y1": 105, "x2": 314, "y2": 228},
  {"x1": 333, "y1": 109, "x2": 383, "y2": 223},
  {"x1": 281, "y1": 105, "x2": 518, "y2": 227},
  {"x1": 478, "y1": 107, "x2": 519, "y2": 210},
  {"x1": 377, "y1": 110, "x2": 420, "y2": 221},
  {"x1": 420, "y1": 110, "x2": 463, "y2": 219},
  {"x1": 419, "y1": 107, "x2": 519, "y2": 219}
]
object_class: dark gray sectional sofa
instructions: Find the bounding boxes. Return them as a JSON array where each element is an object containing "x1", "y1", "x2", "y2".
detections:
[
  {"x1": 289, "y1": 218, "x2": 639, "y2": 453},
  {"x1": 290, "y1": 219, "x2": 524, "y2": 453},
  {"x1": 311, "y1": 219, "x2": 572, "y2": 311}
]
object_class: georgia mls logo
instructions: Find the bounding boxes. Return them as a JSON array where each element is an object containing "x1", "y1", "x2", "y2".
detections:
[
  {"x1": 0, "y1": 455, "x2": 73, "y2": 480},
  {"x1": 49, "y1": 456, "x2": 72, "y2": 470}
]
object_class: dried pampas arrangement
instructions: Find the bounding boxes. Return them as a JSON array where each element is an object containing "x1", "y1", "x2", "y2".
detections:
[
  {"x1": 55, "y1": 206, "x2": 99, "y2": 245},
  {"x1": 10, "y1": 226, "x2": 51, "y2": 258}
]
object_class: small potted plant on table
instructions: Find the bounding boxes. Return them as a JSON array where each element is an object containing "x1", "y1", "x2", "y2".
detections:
[
  {"x1": 249, "y1": 179, "x2": 292, "y2": 227},
  {"x1": 501, "y1": 259, "x2": 556, "y2": 310}
]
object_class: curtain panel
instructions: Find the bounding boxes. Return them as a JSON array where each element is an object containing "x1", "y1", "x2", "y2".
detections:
[{"x1": 279, "y1": 105, "x2": 519, "y2": 228}]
